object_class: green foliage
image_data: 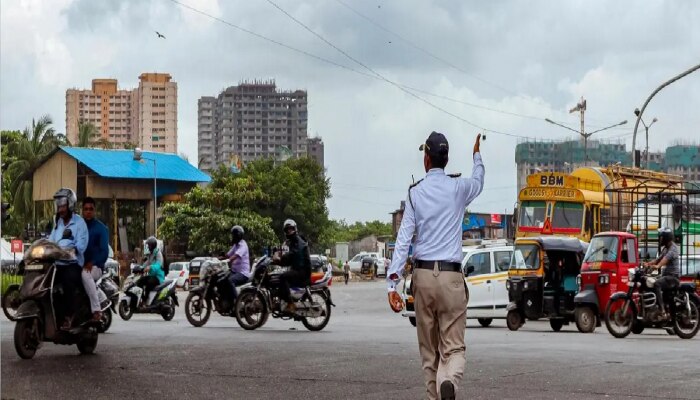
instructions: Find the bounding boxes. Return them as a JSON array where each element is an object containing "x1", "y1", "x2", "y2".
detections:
[{"x1": 321, "y1": 219, "x2": 393, "y2": 248}]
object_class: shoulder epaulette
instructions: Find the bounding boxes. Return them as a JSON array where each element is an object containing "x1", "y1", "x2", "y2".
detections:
[
  {"x1": 447, "y1": 173, "x2": 462, "y2": 178},
  {"x1": 409, "y1": 179, "x2": 424, "y2": 189}
]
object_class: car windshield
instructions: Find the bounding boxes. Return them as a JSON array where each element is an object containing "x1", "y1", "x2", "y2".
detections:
[
  {"x1": 169, "y1": 263, "x2": 184, "y2": 271},
  {"x1": 351, "y1": 254, "x2": 363, "y2": 262},
  {"x1": 519, "y1": 201, "x2": 546, "y2": 228},
  {"x1": 584, "y1": 236, "x2": 619, "y2": 263},
  {"x1": 510, "y1": 244, "x2": 539, "y2": 270},
  {"x1": 552, "y1": 202, "x2": 583, "y2": 229}
]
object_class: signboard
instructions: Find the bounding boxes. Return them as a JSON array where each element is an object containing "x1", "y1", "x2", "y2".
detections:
[
  {"x1": 490, "y1": 214, "x2": 502, "y2": 225},
  {"x1": 10, "y1": 239, "x2": 23, "y2": 253},
  {"x1": 540, "y1": 175, "x2": 565, "y2": 187},
  {"x1": 522, "y1": 188, "x2": 579, "y2": 200}
]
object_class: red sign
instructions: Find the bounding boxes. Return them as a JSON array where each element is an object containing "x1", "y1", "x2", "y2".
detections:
[
  {"x1": 490, "y1": 214, "x2": 502, "y2": 225},
  {"x1": 541, "y1": 218, "x2": 553, "y2": 235},
  {"x1": 11, "y1": 239, "x2": 23, "y2": 253}
]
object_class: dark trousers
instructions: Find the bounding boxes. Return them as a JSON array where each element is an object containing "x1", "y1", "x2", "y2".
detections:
[
  {"x1": 279, "y1": 269, "x2": 310, "y2": 302},
  {"x1": 655, "y1": 276, "x2": 679, "y2": 312},
  {"x1": 344, "y1": 273, "x2": 349, "y2": 285},
  {"x1": 54, "y1": 263, "x2": 83, "y2": 321},
  {"x1": 228, "y1": 272, "x2": 249, "y2": 301},
  {"x1": 137, "y1": 275, "x2": 160, "y2": 303}
]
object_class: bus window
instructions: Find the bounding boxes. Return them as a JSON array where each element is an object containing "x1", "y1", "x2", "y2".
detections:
[
  {"x1": 552, "y1": 202, "x2": 584, "y2": 229},
  {"x1": 519, "y1": 201, "x2": 546, "y2": 228}
]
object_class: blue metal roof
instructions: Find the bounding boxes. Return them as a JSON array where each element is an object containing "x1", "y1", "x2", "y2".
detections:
[{"x1": 60, "y1": 147, "x2": 211, "y2": 183}]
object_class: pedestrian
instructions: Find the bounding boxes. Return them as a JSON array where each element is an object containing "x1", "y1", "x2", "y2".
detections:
[
  {"x1": 81, "y1": 197, "x2": 110, "y2": 321},
  {"x1": 343, "y1": 260, "x2": 350, "y2": 285},
  {"x1": 386, "y1": 132, "x2": 484, "y2": 400}
]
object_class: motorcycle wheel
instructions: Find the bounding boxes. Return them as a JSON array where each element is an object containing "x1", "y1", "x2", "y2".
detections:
[
  {"x1": 631, "y1": 320, "x2": 645, "y2": 335},
  {"x1": 549, "y1": 319, "x2": 564, "y2": 332},
  {"x1": 605, "y1": 297, "x2": 635, "y2": 339},
  {"x1": 2, "y1": 285, "x2": 21, "y2": 321},
  {"x1": 506, "y1": 310, "x2": 522, "y2": 331},
  {"x1": 673, "y1": 300, "x2": 700, "y2": 339},
  {"x1": 161, "y1": 297, "x2": 176, "y2": 321},
  {"x1": 97, "y1": 309, "x2": 113, "y2": 333},
  {"x1": 14, "y1": 318, "x2": 40, "y2": 360},
  {"x1": 185, "y1": 292, "x2": 211, "y2": 327},
  {"x1": 77, "y1": 333, "x2": 98, "y2": 355},
  {"x1": 301, "y1": 292, "x2": 331, "y2": 332},
  {"x1": 118, "y1": 300, "x2": 134, "y2": 321},
  {"x1": 235, "y1": 290, "x2": 268, "y2": 330},
  {"x1": 575, "y1": 307, "x2": 597, "y2": 333}
]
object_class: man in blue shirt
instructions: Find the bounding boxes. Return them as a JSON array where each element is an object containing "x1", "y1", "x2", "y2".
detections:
[
  {"x1": 81, "y1": 197, "x2": 109, "y2": 321},
  {"x1": 225, "y1": 225, "x2": 250, "y2": 302},
  {"x1": 48, "y1": 188, "x2": 89, "y2": 328}
]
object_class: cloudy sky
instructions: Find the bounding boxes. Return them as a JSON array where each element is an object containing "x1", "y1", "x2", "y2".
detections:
[{"x1": 2, "y1": 0, "x2": 699, "y2": 222}]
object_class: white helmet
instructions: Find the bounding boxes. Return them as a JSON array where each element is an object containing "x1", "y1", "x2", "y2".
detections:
[{"x1": 53, "y1": 188, "x2": 77, "y2": 213}]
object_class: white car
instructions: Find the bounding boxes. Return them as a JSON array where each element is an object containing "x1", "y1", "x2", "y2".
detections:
[
  {"x1": 167, "y1": 261, "x2": 190, "y2": 290},
  {"x1": 348, "y1": 252, "x2": 388, "y2": 276},
  {"x1": 402, "y1": 241, "x2": 513, "y2": 327}
]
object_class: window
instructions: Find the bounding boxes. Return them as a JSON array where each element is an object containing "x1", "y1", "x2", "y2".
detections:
[
  {"x1": 584, "y1": 236, "x2": 619, "y2": 263},
  {"x1": 494, "y1": 251, "x2": 513, "y2": 272},
  {"x1": 465, "y1": 252, "x2": 491, "y2": 276},
  {"x1": 552, "y1": 202, "x2": 583, "y2": 229},
  {"x1": 624, "y1": 238, "x2": 637, "y2": 264},
  {"x1": 511, "y1": 244, "x2": 539, "y2": 270},
  {"x1": 519, "y1": 201, "x2": 546, "y2": 228}
]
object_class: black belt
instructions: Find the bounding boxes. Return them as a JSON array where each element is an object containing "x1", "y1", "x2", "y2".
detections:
[{"x1": 414, "y1": 260, "x2": 462, "y2": 272}]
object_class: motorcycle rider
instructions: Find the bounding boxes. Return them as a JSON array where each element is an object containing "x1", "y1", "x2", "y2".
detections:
[
  {"x1": 81, "y1": 196, "x2": 109, "y2": 322},
  {"x1": 643, "y1": 227, "x2": 680, "y2": 319},
  {"x1": 137, "y1": 236, "x2": 165, "y2": 305},
  {"x1": 48, "y1": 188, "x2": 89, "y2": 329},
  {"x1": 274, "y1": 219, "x2": 311, "y2": 313},
  {"x1": 224, "y1": 225, "x2": 250, "y2": 302}
]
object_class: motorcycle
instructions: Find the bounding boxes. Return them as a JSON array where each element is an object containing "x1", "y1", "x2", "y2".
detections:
[
  {"x1": 13, "y1": 239, "x2": 104, "y2": 359},
  {"x1": 605, "y1": 266, "x2": 700, "y2": 339},
  {"x1": 95, "y1": 268, "x2": 120, "y2": 333},
  {"x1": 118, "y1": 266, "x2": 178, "y2": 321},
  {"x1": 234, "y1": 256, "x2": 335, "y2": 331},
  {"x1": 184, "y1": 262, "x2": 237, "y2": 327}
]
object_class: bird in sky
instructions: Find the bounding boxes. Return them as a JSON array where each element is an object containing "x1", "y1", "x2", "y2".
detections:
[{"x1": 155, "y1": 31, "x2": 166, "y2": 39}]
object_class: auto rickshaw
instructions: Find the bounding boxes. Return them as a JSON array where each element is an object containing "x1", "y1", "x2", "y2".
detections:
[
  {"x1": 506, "y1": 236, "x2": 588, "y2": 332},
  {"x1": 573, "y1": 232, "x2": 638, "y2": 333},
  {"x1": 360, "y1": 256, "x2": 376, "y2": 280}
]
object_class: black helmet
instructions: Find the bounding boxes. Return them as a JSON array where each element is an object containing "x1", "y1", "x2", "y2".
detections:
[
  {"x1": 53, "y1": 188, "x2": 77, "y2": 213},
  {"x1": 231, "y1": 225, "x2": 244, "y2": 243},
  {"x1": 146, "y1": 236, "x2": 158, "y2": 250},
  {"x1": 658, "y1": 228, "x2": 674, "y2": 246}
]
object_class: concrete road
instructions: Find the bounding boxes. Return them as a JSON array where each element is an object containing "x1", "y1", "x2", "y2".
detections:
[{"x1": 2, "y1": 281, "x2": 700, "y2": 400}]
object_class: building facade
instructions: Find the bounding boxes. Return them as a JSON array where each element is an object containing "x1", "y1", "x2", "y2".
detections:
[
  {"x1": 307, "y1": 137, "x2": 325, "y2": 166},
  {"x1": 66, "y1": 73, "x2": 177, "y2": 153},
  {"x1": 665, "y1": 144, "x2": 700, "y2": 183},
  {"x1": 198, "y1": 80, "x2": 318, "y2": 170}
]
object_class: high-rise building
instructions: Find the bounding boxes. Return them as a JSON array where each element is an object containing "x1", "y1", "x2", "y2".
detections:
[
  {"x1": 197, "y1": 80, "x2": 310, "y2": 170},
  {"x1": 666, "y1": 144, "x2": 700, "y2": 183},
  {"x1": 307, "y1": 137, "x2": 325, "y2": 166},
  {"x1": 66, "y1": 73, "x2": 177, "y2": 153}
]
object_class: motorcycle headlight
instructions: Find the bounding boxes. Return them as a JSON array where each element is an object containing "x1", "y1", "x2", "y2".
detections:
[
  {"x1": 30, "y1": 246, "x2": 46, "y2": 259},
  {"x1": 646, "y1": 277, "x2": 656, "y2": 288}
]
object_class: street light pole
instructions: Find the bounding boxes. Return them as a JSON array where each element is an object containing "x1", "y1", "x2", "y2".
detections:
[
  {"x1": 634, "y1": 111, "x2": 658, "y2": 170},
  {"x1": 133, "y1": 148, "x2": 158, "y2": 236},
  {"x1": 632, "y1": 62, "x2": 700, "y2": 167}
]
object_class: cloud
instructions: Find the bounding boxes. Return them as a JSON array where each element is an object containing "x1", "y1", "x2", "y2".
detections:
[{"x1": 1, "y1": 0, "x2": 699, "y2": 223}]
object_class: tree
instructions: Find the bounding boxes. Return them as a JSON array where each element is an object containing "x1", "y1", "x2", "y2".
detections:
[
  {"x1": 159, "y1": 166, "x2": 277, "y2": 256},
  {"x1": 242, "y1": 157, "x2": 331, "y2": 251},
  {"x1": 69, "y1": 121, "x2": 111, "y2": 149},
  {"x1": 5, "y1": 116, "x2": 61, "y2": 231},
  {"x1": 1, "y1": 130, "x2": 23, "y2": 236}
]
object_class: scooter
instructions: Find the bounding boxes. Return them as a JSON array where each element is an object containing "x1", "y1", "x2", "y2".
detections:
[
  {"x1": 96, "y1": 269, "x2": 120, "y2": 333},
  {"x1": 118, "y1": 266, "x2": 178, "y2": 321}
]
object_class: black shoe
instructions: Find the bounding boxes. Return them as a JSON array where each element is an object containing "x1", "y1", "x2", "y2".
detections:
[{"x1": 440, "y1": 380, "x2": 455, "y2": 400}]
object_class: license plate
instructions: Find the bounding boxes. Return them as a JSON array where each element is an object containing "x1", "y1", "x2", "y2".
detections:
[
  {"x1": 191, "y1": 279, "x2": 199, "y2": 286},
  {"x1": 25, "y1": 264, "x2": 44, "y2": 271}
]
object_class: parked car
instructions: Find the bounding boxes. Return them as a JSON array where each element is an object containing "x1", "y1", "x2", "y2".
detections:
[
  {"x1": 402, "y1": 241, "x2": 513, "y2": 327},
  {"x1": 348, "y1": 252, "x2": 387, "y2": 276},
  {"x1": 167, "y1": 261, "x2": 191, "y2": 290}
]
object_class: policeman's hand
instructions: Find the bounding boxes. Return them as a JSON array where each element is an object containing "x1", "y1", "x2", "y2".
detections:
[
  {"x1": 62, "y1": 228, "x2": 73, "y2": 239},
  {"x1": 473, "y1": 133, "x2": 482, "y2": 155},
  {"x1": 388, "y1": 291, "x2": 404, "y2": 313}
]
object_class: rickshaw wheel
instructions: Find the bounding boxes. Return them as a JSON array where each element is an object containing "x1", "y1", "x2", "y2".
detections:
[
  {"x1": 549, "y1": 319, "x2": 564, "y2": 332},
  {"x1": 506, "y1": 310, "x2": 522, "y2": 331},
  {"x1": 575, "y1": 307, "x2": 597, "y2": 333}
]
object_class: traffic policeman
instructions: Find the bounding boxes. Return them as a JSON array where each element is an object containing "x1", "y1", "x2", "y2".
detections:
[{"x1": 387, "y1": 131, "x2": 484, "y2": 400}]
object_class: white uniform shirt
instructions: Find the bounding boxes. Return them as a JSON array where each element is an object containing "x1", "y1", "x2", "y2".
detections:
[{"x1": 386, "y1": 153, "x2": 485, "y2": 292}]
